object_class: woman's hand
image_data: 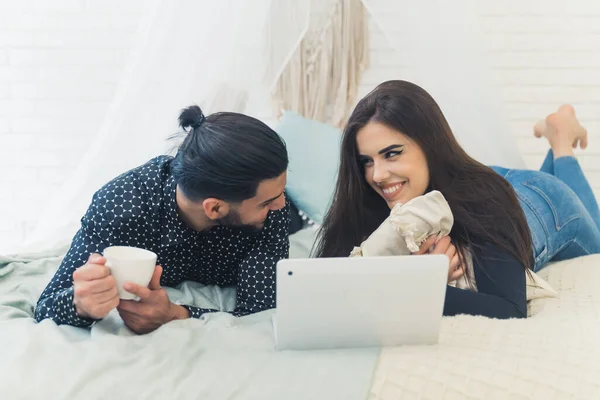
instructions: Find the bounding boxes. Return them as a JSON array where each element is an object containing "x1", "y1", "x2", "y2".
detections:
[{"x1": 412, "y1": 235, "x2": 464, "y2": 283}]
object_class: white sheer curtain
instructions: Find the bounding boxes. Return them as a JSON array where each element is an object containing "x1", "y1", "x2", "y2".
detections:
[
  {"x1": 27, "y1": 0, "x2": 523, "y2": 250},
  {"x1": 361, "y1": 0, "x2": 525, "y2": 169},
  {"x1": 26, "y1": 0, "x2": 309, "y2": 250}
]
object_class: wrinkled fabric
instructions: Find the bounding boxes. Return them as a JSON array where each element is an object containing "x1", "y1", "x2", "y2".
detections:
[{"x1": 349, "y1": 190, "x2": 557, "y2": 301}]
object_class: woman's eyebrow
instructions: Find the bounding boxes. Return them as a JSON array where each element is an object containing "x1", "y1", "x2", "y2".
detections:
[{"x1": 378, "y1": 144, "x2": 404, "y2": 154}]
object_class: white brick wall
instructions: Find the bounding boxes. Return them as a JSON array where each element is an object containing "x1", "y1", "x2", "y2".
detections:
[
  {"x1": 479, "y1": 2, "x2": 600, "y2": 202},
  {"x1": 0, "y1": 0, "x2": 147, "y2": 253},
  {"x1": 1, "y1": 0, "x2": 599, "y2": 253},
  {"x1": 359, "y1": 0, "x2": 600, "y2": 202}
]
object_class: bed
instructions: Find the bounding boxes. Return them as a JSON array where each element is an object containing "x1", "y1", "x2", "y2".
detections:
[{"x1": 1, "y1": 226, "x2": 599, "y2": 399}]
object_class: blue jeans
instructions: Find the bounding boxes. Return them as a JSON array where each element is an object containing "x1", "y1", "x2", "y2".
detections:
[{"x1": 491, "y1": 150, "x2": 600, "y2": 272}]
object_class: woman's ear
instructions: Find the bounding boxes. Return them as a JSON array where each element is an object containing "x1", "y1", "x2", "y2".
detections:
[{"x1": 202, "y1": 198, "x2": 230, "y2": 220}]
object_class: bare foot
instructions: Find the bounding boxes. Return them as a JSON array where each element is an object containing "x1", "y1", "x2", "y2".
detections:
[{"x1": 533, "y1": 104, "x2": 588, "y2": 158}]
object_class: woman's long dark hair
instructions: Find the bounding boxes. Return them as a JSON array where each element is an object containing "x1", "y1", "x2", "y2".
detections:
[{"x1": 314, "y1": 80, "x2": 533, "y2": 275}]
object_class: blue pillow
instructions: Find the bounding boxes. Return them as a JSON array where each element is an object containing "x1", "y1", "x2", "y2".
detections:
[{"x1": 276, "y1": 111, "x2": 342, "y2": 224}]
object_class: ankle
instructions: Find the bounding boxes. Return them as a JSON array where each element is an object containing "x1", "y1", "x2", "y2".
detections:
[{"x1": 552, "y1": 143, "x2": 575, "y2": 159}]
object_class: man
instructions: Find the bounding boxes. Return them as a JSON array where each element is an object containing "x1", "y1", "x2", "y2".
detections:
[{"x1": 35, "y1": 105, "x2": 290, "y2": 334}]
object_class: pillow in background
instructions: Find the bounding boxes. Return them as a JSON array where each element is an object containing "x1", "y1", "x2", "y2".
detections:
[{"x1": 277, "y1": 111, "x2": 342, "y2": 224}]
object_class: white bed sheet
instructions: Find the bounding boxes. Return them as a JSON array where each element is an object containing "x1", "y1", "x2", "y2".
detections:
[
  {"x1": 0, "y1": 230, "x2": 378, "y2": 400},
  {"x1": 4, "y1": 227, "x2": 599, "y2": 400}
]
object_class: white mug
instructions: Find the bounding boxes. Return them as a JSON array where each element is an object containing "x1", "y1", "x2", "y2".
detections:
[{"x1": 103, "y1": 246, "x2": 157, "y2": 300}]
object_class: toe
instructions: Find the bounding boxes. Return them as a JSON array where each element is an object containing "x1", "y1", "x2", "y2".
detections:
[
  {"x1": 558, "y1": 104, "x2": 576, "y2": 116},
  {"x1": 581, "y1": 131, "x2": 589, "y2": 149},
  {"x1": 533, "y1": 119, "x2": 546, "y2": 137}
]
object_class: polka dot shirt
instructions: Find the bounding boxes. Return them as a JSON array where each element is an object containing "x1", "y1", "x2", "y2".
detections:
[{"x1": 35, "y1": 156, "x2": 291, "y2": 327}]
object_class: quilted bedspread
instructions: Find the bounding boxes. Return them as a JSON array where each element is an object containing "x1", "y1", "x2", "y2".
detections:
[{"x1": 368, "y1": 255, "x2": 600, "y2": 400}]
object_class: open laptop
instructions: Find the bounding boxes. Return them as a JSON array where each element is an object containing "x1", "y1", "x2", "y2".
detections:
[{"x1": 274, "y1": 255, "x2": 448, "y2": 351}]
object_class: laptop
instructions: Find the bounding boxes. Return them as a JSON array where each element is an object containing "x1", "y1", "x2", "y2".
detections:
[{"x1": 274, "y1": 255, "x2": 448, "y2": 350}]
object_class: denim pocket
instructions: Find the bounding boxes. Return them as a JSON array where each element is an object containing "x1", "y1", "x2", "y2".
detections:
[
  {"x1": 521, "y1": 174, "x2": 579, "y2": 231},
  {"x1": 506, "y1": 171, "x2": 581, "y2": 267}
]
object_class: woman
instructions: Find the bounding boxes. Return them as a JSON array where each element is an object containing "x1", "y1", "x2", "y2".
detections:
[{"x1": 315, "y1": 80, "x2": 600, "y2": 319}]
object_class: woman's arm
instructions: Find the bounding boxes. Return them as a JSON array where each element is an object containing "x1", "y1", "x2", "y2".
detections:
[{"x1": 443, "y1": 243, "x2": 527, "y2": 319}]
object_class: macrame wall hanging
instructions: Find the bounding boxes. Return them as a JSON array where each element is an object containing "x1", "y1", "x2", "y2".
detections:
[{"x1": 271, "y1": 0, "x2": 369, "y2": 128}]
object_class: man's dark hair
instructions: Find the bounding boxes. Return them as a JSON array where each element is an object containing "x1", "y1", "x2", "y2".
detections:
[{"x1": 172, "y1": 105, "x2": 288, "y2": 203}]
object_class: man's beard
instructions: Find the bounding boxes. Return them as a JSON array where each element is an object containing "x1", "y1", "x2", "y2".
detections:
[{"x1": 217, "y1": 209, "x2": 264, "y2": 234}]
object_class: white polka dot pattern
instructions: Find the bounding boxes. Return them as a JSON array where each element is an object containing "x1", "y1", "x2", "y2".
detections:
[{"x1": 34, "y1": 156, "x2": 291, "y2": 327}]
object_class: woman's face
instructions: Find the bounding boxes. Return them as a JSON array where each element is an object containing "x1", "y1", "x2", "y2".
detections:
[{"x1": 356, "y1": 122, "x2": 430, "y2": 208}]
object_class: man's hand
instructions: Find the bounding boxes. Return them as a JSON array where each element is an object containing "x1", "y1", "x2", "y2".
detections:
[
  {"x1": 73, "y1": 253, "x2": 119, "y2": 319},
  {"x1": 412, "y1": 235, "x2": 464, "y2": 283},
  {"x1": 117, "y1": 265, "x2": 190, "y2": 334}
]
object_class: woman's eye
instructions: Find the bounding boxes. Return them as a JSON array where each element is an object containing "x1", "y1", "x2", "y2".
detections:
[
  {"x1": 359, "y1": 157, "x2": 373, "y2": 167},
  {"x1": 385, "y1": 151, "x2": 402, "y2": 159}
]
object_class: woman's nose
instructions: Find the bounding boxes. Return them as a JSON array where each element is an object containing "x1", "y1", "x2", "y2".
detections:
[{"x1": 372, "y1": 161, "x2": 390, "y2": 183}]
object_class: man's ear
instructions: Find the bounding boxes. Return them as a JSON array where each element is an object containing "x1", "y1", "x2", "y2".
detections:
[{"x1": 202, "y1": 198, "x2": 230, "y2": 221}]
